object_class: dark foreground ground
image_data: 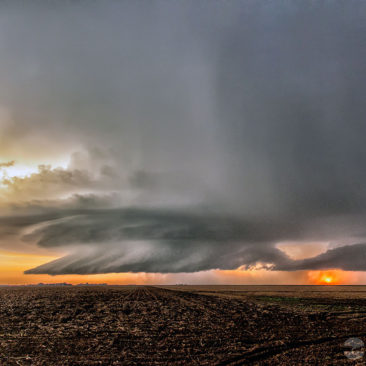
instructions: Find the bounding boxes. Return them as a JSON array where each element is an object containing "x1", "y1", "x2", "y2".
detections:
[{"x1": 1, "y1": 285, "x2": 366, "y2": 365}]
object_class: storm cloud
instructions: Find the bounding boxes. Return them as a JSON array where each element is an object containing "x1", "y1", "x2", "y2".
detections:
[
  {"x1": 14, "y1": 207, "x2": 366, "y2": 274},
  {"x1": 0, "y1": 1, "x2": 365, "y2": 276}
]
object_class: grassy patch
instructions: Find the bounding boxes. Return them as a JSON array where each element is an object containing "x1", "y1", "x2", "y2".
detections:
[{"x1": 254, "y1": 295, "x2": 366, "y2": 313}]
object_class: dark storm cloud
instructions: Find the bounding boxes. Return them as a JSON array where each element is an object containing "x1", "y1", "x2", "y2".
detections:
[
  {"x1": 276, "y1": 243, "x2": 366, "y2": 272},
  {"x1": 0, "y1": 1, "x2": 365, "y2": 274},
  {"x1": 17, "y1": 207, "x2": 366, "y2": 274},
  {"x1": 24, "y1": 244, "x2": 289, "y2": 275},
  {"x1": 19, "y1": 208, "x2": 294, "y2": 248},
  {"x1": 22, "y1": 207, "x2": 293, "y2": 274}
]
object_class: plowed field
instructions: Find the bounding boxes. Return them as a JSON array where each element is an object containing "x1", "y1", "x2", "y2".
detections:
[{"x1": 0, "y1": 285, "x2": 365, "y2": 365}]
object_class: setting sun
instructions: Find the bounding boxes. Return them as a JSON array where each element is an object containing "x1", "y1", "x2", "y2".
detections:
[
  {"x1": 319, "y1": 273, "x2": 337, "y2": 285},
  {"x1": 306, "y1": 270, "x2": 353, "y2": 285},
  {"x1": 319, "y1": 273, "x2": 336, "y2": 285}
]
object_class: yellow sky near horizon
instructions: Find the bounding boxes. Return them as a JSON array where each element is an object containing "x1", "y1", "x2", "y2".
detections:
[{"x1": 0, "y1": 249, "x2": 364, "y2": 286}]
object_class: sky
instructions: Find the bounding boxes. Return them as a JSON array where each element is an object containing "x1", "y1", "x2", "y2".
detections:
[{"x1": 0, "y1": 1, "x2": 366, "y2": 285}]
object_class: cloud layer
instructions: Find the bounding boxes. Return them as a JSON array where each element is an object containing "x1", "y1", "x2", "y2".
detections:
[
  {"x1": 0, "y1": 1, "x2": 365, "y2": 276},
  {"x1": 9, "y1": 206, "x2": 366, "y2": 274}
]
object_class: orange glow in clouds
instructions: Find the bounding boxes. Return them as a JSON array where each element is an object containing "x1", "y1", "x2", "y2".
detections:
[
  {"x1": 0, "y1": 249, "x2": 364, "y2": 285},
  {"x1": 0, "y1": 249, "x2": 167, "y2": 285},
  {"x1": 307, "y1": 270, "x2": 352, "y2": 285}
]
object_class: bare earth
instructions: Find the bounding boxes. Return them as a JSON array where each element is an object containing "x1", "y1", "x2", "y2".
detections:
[{"x1": 1, "y1": 285, "x2": 366, "y2": 365}]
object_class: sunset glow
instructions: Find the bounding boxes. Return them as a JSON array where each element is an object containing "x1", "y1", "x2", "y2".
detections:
[
  {"x1": 2, "y1": 258, "x2": 366, "y2": 286},
  {"x1": 0, "y1": 1, "x2": 365, "y2": 286},
  {"x1": 305, "y1": 270, "x2": 357, "y2": 285}
]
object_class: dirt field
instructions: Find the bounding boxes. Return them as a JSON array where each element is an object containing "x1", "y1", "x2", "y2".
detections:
[{"x1": 0, "y1": 285, "x2": 365, "y2": 365}]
